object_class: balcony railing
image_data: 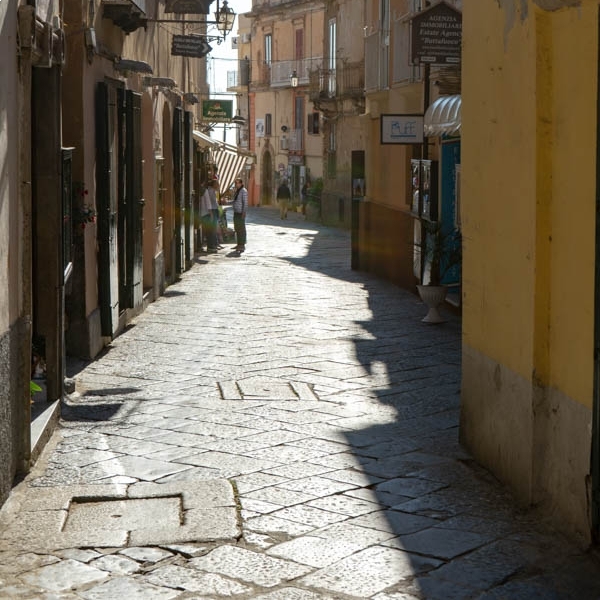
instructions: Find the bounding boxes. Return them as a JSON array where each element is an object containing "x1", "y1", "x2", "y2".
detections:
[
  {"x1": 270, "y1": 58, "x2": 323, "y2": 88},
  {"x1": 309, "y1": 61, "x2": 365, "y2": 102}
]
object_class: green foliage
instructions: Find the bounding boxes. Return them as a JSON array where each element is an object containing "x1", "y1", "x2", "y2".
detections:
[
  {"x1": 419, "y1": 220, "x2": 462, "y2": 286},
  {"x1": 307, "y1": 178, "x2": 324, "y2": 205},
  {"x1": 30, "y1": 381, "x2": 42, "y2": 395}
]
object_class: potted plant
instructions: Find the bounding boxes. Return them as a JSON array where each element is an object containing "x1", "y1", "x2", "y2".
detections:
[{"x1": 415, "y1": 219, "x2": 461, "y2": 323}]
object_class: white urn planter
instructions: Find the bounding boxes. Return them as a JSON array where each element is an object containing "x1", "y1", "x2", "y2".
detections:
[{"x1": 416, "y1": 284, "x2": 447, "y2": 324}]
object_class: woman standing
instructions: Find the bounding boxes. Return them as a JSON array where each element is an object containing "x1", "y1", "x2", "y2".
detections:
[{"x1": 231, "y1": 178, "x2": 248, "y2": 254}]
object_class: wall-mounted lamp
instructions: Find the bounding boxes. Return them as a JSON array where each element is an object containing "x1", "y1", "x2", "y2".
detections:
[
  {"x1": 215, "y1": 0, "x2": 236, "y2": 36},
  {"x1": 290, "y1": 71, "x2": 299, "y2": 88}
]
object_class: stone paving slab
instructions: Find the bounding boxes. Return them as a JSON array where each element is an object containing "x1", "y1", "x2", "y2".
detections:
[{"x1": 1, "y1": 208, "x2": 600, "y2": 599}]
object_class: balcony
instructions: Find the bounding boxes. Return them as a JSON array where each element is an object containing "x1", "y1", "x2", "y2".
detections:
[
  {"x1": 252, "y1": 58, "x2": 323, "y2": 89},
  {"x1": 309, "y1": 61, "x2": 365, "y2": 104},
  {"x1": 271, "y1": 58, "x2": 322, "y2": 87}
]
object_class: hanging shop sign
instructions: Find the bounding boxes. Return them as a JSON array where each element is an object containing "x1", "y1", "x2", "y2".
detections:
[
  {"x1": 165, "y1": 0, "x2": 210, "y2": 13},
  {"x1": 411, "y1": 1, "x2": 462, "y2": 66},
  {"x1": 201, "y1": 100, "x2": 233, "y2": 123},
  {"x1": 380, "y1": 114, "x2": 424, "y2": 145},
  {"x1": 171, "y1": 35, "x2": 212, "y2": 58}
]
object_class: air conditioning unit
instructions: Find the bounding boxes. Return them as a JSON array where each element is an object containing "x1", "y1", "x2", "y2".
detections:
[{"x1": 241, "y1": 33, "x2": 251, "y2": 44}]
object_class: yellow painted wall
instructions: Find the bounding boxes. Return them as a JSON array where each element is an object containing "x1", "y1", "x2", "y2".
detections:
[
  {"x1": 462, "y1": 0, "x2": 538, "y2": 382},
  {"x1": 463, "y1": 0, "x2": 597, "y2": 409},
  {"x1": 548, "y1": 5, "x2": 597, "y2": 408}
]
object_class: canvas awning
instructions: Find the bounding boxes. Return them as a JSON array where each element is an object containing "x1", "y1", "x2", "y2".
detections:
[
  {"x1": 193, "y1": 130, "x2": 220, "y2": 148},
  {"x1": 192, "y1": 132, "x2": 253, "y2": 193},
  {"x1": 424, "y1": 94, "x2": 461, "y2": 137},
  {"x1": 213, "y1": 142, "x2": 252, "y2": 194}
]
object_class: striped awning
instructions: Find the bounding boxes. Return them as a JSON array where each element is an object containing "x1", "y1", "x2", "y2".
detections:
[
  {"x1": 193, "y1": 130, "x2": 220, "y2": 149},
  {"x1": 424, "y1": 94, "x2": 461, "y2": 137},
  {"x1": 212, "y1": 142, "x2": 252, "y2": 194},
  {"x1": 192, "y1": 131, "x2": 252, "y2": 192}
]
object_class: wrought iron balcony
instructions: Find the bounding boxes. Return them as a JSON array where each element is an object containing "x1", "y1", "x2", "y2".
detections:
[
  {"x1": 252, "y1": 58, "x2": 323, "y2": 89},
  {"x1": 309, "y1": 61, "x2": 365, "y2": 103}
]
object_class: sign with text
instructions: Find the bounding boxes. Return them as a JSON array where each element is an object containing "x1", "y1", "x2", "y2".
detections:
[
  {"x1": 171, "y1": 35, "x2": 212, "y2": 58},
  {"x1": 380, "y1": 114, "x2": 424, "y2": 145},
  {"x1": 201, "y1": 100, "x2": 233, "y2": 123},
  {"x1": 411, "y1": 2, "x2": 462, "y2": 66},
  {"x1": 165, "y1": 0, "x2": 210, "y2": 14}
]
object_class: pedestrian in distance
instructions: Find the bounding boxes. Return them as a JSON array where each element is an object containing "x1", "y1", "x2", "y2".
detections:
[
  {"x1": 231, "y1": 177, "x2": 248, "y2": 254},
  {"x1": 301, "y1": 179, "x2": 310, "y2": 217},
  {"x1": 277, "y1": 179, "x2": 291, "y2": 219},
  {"x1": 200, "y1": 180, "x2": 219, "y2": 252}
]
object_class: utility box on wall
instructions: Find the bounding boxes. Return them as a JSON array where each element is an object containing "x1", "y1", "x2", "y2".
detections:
[{"x1": 411, "y1": 159, "x2": 438, "y2": 221}]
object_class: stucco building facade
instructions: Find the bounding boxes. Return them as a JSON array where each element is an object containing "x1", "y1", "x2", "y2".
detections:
[
  {"x1": 0, "y1": 0, "x2": 237, "y2": 508},
  {"x1": 245, "y1": 0, "x2": 325, "y2": 207},
  {"x1": 460, "y1": 0, "x2": 600, "y2": 544}
]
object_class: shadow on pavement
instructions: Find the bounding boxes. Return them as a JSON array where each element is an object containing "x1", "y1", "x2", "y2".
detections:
[{"x1": 250, "y1": 207, "x2": 600, "y2": 599}]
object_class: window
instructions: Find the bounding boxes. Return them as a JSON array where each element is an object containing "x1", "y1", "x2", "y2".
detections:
[
  {"x1": 328, "y1": 19, "x2": 336, "y2": 96},
  {"x1": 380, "y1": 0, "x2": 390, "y2": 89},
  {"x1": 294, "y1": 96, "x2": 304, "y2": 131},
  {"x1": 291, "y1": 96, "x2": 304, "y2": 151},
  {"x1": 307, "y1": 112, "x2": 320, "y2": 135},
  {"x1": 264, "y1": 34, "x2": 272, "y2": 65},
  {"x1": 295, "y1": 29, "x2": 304, "y2": 60},
  {"x1": 265, "y1": 113, "x2": 272, "y2": 136}
]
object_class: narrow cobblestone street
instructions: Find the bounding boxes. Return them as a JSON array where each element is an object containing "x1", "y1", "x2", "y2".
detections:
[{"x1": 2, "y1": 207, "x2": 600, "y2": 599}]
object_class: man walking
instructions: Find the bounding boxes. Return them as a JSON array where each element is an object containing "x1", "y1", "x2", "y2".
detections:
[
  {"x1": 276, "y1": 179, "x2": 291, "y2": 219},
  {"x1": 231, "y1": 177, "x2": 248, "y2": 254}
]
